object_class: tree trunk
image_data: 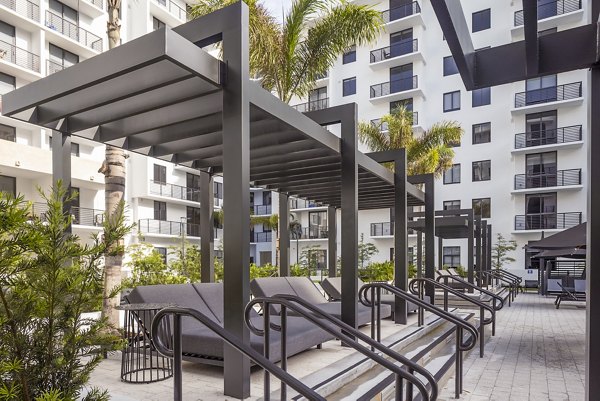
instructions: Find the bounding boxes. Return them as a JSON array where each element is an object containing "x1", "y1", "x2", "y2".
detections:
[{"x1": 101, "y1": 0, "x2": 124, "y2": 328}]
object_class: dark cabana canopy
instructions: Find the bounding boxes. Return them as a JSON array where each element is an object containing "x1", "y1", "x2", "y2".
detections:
[{"x1": 528, "y1": 222, "x2": 587, "y2": 250}]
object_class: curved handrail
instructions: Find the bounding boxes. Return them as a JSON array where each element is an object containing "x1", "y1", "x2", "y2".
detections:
[
  {"x1": 359, "y1": 283, "x2": 478, "y2": 352},
  {"x1": 481, "y1": 270, "x2": 518, "y2": 288},
  {"x1": 245, "y1": 294, "x2": 437, "y2": 401},
  {"x1": 436, "y1": 275, "x2": 504, "y2": 311},
  {"x1": 151, "y1": 306, "x2": 326, "y2": 401},
  {"x1": 493, "y1": 269, "x2": 523, "y2": 284},
  {"x1": 410, "y1": 278, "x2": 495, "y2": 326}
]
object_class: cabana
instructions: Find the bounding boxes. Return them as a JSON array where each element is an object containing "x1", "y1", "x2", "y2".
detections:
[{"x1": 2, "y1": 3, "x2": 435, "y2": 397}]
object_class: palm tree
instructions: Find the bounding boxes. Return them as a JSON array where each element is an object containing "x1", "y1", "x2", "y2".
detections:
[
  {"x1": 189, "y1": 0, "x2": 383, "y2": 102},
  {"x1": 99, "y1": 0, "x2": 125, "y2": 329},
  {"x1": 358, "y1": 106, "x2": 463, "y2": 177}
]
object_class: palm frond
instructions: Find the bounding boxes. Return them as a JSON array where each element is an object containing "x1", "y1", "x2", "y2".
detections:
[{"x1": 358, "y1": 121, "x2": 390, "y2": 152}]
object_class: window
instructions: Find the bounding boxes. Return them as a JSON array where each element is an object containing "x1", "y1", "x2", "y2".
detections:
[
  {"x1": 472, "y1": 198, "x2": 491, "y2": 218},
  {"x1": 0, "y1": 124, "x2": 15, "y2": 142},
  {"x1": 443, "y1": 164, "x2": 461, "y2": 184},
  {"x1": 0, "y1": 175, "x2": 16, "y2": 196},
  {"x1": 343, "y1": 46, "x2": 356, "y2": 64},
  {"x1": 0, "y1": 72, "x2": 15, "y2": 97},
  {"x1": 526, "y1": 152, "x2": 557, "y2": 187},
  {"x1": 443, "y1": 91, "x2": 460, "y2": 112},
  {"x1": 186, "y1": 173, "x2": 200, "y2": 202},
  {"x1": 472, "y1": 87, "x2": 491, "y2": 107},
  {"x1": 472, "y1": 123, "x2": 491, "y2": 144},
  {"x1": 390, "y1": 63, "x2": 414, "y2": 92},
  {"x1": 154, "y1": 201, "x2": 167, "y2": 221},
  {"x1": 214, "y1": 181, "x2": 223, "y2": 199},
  {"x1": 259, "y1": 251, "x2": 272, "y2": 266},
  {"x1": 443, "y1": 247, "x2": 461, "y2": 268},
  {"x1": 525, "y1": 75, "x2": 557, "y2": 104},
  {"x1": 472, "y1": 9, "x2": 491, "y2": 32},
  {"x1": 263, "y1": 191, "x2": 272, "y2": 205},
  {"x1": 309, "y1": 211, "x2": 327, "y2": 238},
  {"x1": 343, "y1": 77, "x2": 356, "y2": 96},
  {"x1": 155, "y1": 247, "x2": 167, "y2": 263},
  {"x1": 525, "y1": 193, "x2": 556, "y2": 229},
  {"x1": 390, "y1": 98, "x2": 413, "y2": 113},
  {"x1": 153, "y1": 17, "x2": 165, "y2": 31},
  {"x1": 472, "y1": 160, "x2": 491, "y2": 181},
  {"x1": 525, "y1": 111, "x2": 558, "y2": 146},
  {"x1": 153, "y1": 164, "x2": 166, "y2": 184},
  {"x1": 443, "y1": 56, "x2": 458, "y2": 76},
  {"x1": 309, "y1": 86, "x2": 327, "y2": 110},
  {"x1": 49, "y1": 44, "x2": 78, "y2": 74},
  {"x1": 187, "y1": 206, "x2": 201, "y2": 237},
  {"x1": 443, "y1": 200, "x2": 461, "y2": 210},
  {"x1": 389, "y1": 28, "x2": 413, "y2": 58}
]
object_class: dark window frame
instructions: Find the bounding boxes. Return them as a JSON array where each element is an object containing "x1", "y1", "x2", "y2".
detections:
[
  {"x1": 0, "y1": 123, "x2": 16, "y2": 142},
  {"x1": 472, "y1": 8, "x2": 491, "y2": 33},
  {"x1": 472, "y1": 197, "x2": 491, "y2": 218},
  {"x1": 472, "y1": 87, "x2": 491, "y2": 107},
  {"x1": 443, "y1": 164, "x2": 461, "y2": 184},
  {"x1": 472, "y1": 160, "x2": 491, "y2": 182},
  {"x1": 472, "y1": 122, "x2": 491, "y2": 144},
  {"x1": 0, "y1": 175, "x2": 16, "y2": 196},
  {"x1": 443, "y1": 200, "x2": 461, "y2": 210},
  {"x1": 342, "y1": 77, "x2": 356, "y2": 96},
  {"x1": 154, "y1": 200, "x2": 167, "y2": 221},
  {"x1": 443, "y1": 56, "x2": 458, "y2": 76},
  {"x1": 443, "y1": 90, "x2": 461, "y2": 112},
  {"x1": 342, "y1": 45, "x2": 356, "y2": 64},
  {"x1": 443, "y1": 246, "x2": 461, "y2": 267}
]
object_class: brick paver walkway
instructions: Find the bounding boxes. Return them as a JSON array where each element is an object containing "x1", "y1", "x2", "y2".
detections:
[{"x1": 439, "y1": 293, "x2": 586, "y2": 401}]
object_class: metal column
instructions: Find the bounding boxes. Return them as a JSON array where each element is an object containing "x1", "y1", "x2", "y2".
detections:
[
  {"x1": 200, "y1": 172, "x2": 214, "y2": 283},
  {"x1": 438, "y1": 237, "x2": 443, "y2": 270},
  {"x1": 424, "y1": 174, "x2": 435, "y2": 303},
  {"x1": 340, "y1": 104, "x2": 359, "y2": 330},
  {"x1": 328, "y1": 206, "x2": 337, "y2": 277},
  {"x1": 482, "y1": 220, "x2": 488, "y2": 277},
  {"x1": 417, "y1": 230, "x2": 423, "y2": 278},
  {"x1": 475, "y1": 216, "x2": 482, "y2": 287},
  {"x1": 52, "y1": 131, "x2": 72, "y2": 231},
  {"x1": 467, "y1": 210, "x2": 474, "y2": 291},
  {"x1": 486, "y1": 224, "x2": 492, "y2": 273},
  {"x1": 221, "y1": 2, "x2": 251, "y2": 397},
  {"x1": 279, "y1": 193, "x2": 290, "y2": 276}
]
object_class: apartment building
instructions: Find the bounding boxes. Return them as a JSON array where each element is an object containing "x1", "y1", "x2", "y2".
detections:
[{"x1": 291, "y1": 0, "x2": 589, "y2": 279}]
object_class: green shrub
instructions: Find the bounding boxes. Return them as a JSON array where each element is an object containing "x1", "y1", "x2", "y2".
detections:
[{"x1": 359, "y1": 261, "x2": 394, "y2": 282}]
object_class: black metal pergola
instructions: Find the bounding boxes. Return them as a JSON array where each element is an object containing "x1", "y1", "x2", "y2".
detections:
[
  {"x1": 430, "y1": 0, "x2": 598, "y2": 399},
  {"x1": 2, "y1": 3, "x2": 435, "y2": 398}
]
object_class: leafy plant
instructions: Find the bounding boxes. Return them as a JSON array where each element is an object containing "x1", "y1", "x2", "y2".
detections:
[
  {"x1": 250, "y1": 263, "x2": 278, "y2": 280},
  {"x1": 359, "y1": 261, "x2": 393, "y2": 282},
  {"x1": 492, "y1": 233, "x2": 518, "y2": 270},
  {"x1": 358, "y1": 234, "x2": 378, "y2": 268},
  {"x1": 290, "y1": 263, "x2": 309, "y2": 277},
  {"x1": 0, "y1": 185, "x2": 131, "y2": 401},
  {"x1": 299, "y1": 245, "x2": 322, "y2": 274},
  {"x1": 168, "y1": 243, "x2": 202, "y2": 283},
  {"x1": 121, "y1": 243, "x2": 185, "y2": 288}
]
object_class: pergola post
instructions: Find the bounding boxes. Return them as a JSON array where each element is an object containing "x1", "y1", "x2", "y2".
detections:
[
  {"x1": 340, "y1": 104, "x2": 359, "y2": 330},
  {"x1": 487, "y1": 224, "x2": 492, "y2": 273},
  {"x1": 52, "y1": 130, "x2": 72, "y2": 231},
  {"x1": 221, "y1": 2, "x2": 251, "y2": 397},
  {"x1": 417, "y1": 230, "x2": 423, "y2": 278},
  {"x1": 482, "y1": 220, "x2": 488, "y2": 285},
  {"x1": 279, "y1": 193, "x2": 290, "y2": 276},
  {"x1": 438, "y1": 236, "x2": 443, "y2": 270},
  {"x1": 423, "y1": 174, "x2": 435, "y2": 303},
  {"x1": 200, "y1": 171, "x2": 214, "y2": 282},
  {"x1": 467, "y1": 209, "x2": 474, "y2": 291},
  {"x1": 475, "y1": 216, "x2": 482, "y2": 287},
  {"x1": 328, "y1": 206, "x2": 337, "y2": 277}
]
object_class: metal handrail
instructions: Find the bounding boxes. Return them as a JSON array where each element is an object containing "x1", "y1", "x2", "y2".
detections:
[
  {"x1": 151, "y1": 306, "x2": 325, "y2": 401},
  {"x1": 436, "y1": 275, "x2": 504, "y2": 311},
  {"x1": 479, "y1": 271, "x2": 516, "y2": 306},
  {"x1": 292, "y1": 98, "x2": 328, "y2": 113},
  {"x1": 493, "y1": 269, "x2": 523, "y2": 285},
  {"x1": 370, "y1": 75, "x2": 418, "y2": 98},
  {"x1": 514, "y1": 168, "x2": 581, "y2": 189},
  {"x1": 45, "y1": 10, "x2": 103, "y2": 52},
  {"x1": 514, "y1": 125, "x2": 582, "y2": 149},
  {"x1": 359, "y1": 282, "x2": 477, "y2": 398},
  {"x1": 370, "y1": 39, "x2": 418, "y2": 63},
  {"x1": 0, "y1": 40, "x2": 40, "y2": 72},
  {"x1": 246, "y1": 294, "x2": 437, "y2": 401},
  {"x1": 381, "y1": 1, "x2": 421, "y2": 24},
  {"x1": 0, "y1": 0, "x2": 40, "y2": 22},
  {"x1": 514, "y1": 0, "x2": 582, "y2": 26},
  {"x1": 514, "y1": 82, "x2": 582, "y2": 108},
  {"x1": 410, "y1": 277, "x2": 494, "y2": 358},
  {"x1": 514, "y1": 211, "x2": 582, "y2": 230},
  {"x1": 149, "y1": 179, "x2": 201, "y2": 202}
]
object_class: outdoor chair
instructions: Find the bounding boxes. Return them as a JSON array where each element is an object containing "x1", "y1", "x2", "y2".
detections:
[
  {"x1": 523, "y1": 280, "x2": 539, "y2": 293},
  {"x1": 436, "y1": 269, "x2": 469, "y2": 291},
  {"x1": 125, "y1": 283, "x2": 335, "y2": 366},
  {"x1": 250, "y1": 277, "x2": 391, "y2": 326},
  {"x1": 554, "y1": 283, "x2": 586, "y2": 309}
]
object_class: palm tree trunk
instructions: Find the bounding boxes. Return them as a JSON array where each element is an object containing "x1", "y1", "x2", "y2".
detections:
[{"x1": 101, "y1": 0, "x2": 124, "y2": 328}]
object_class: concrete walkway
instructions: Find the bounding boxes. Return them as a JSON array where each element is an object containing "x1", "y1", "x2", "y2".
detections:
[{"x1": 439, "y1": 293, "x2": 586, "y2": 401}]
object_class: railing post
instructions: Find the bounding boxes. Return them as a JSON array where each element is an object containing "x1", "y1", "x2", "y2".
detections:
[
  {"x1": 173, "y1": 313, "x2": 182, "y2": 401},
  {"x1": 280, "y1": 305, "x2": 287, "y2": 401},
  {"x1": 263, "y1": 302, "x2": 271, "y2": 401},
  {"x1": 480, "y1": 307, "x2": 485, "y2": 358}
]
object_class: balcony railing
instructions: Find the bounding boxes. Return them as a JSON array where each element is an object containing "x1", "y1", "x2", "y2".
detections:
[
  {"x1": 514, "y1": 212, "x2": 582, "y2": 230},
  {"x1": 514, "y1": 0, "x2": 582, "y2": 26},
  {"x1": 514, "y1": 169, "x2": 582, "y2": 190},
  {"x1": 514, "y1": 82, "x2": 582, "y2": 108},
  {"x1": 252, "y1": 231, "x2": 272, "y2": 243},
  {"x1": 0, "y1": 0, "x2": 40, "y2": 22},
  {"x1": 0, "y1": 40, "x2": 40, "y2": 72},
  {"x1": 149, "y1": 180, "x2": 201, "y2": 202},
  {"x1": 371, "y1": 222, "x2": 393, "y2": 236},
  {"x1": 138, "y1": 218, "x2": 201, "y2": 237},
  {"x1": 290, "y1": 199, "x2": 323, "y2": 209},
  {"x1": 292, "y1": 98, "x2": 328, "y2": 113},
  {"x1": 47, "y1": 59, "x2": 67, "y2": 75},
  {"x1": 371, "y1": 112, "x2": 418, "y2": 130},
  {"x1": 293, "y1": 226, "x2": 328, "y2": 240},
  {"x1": 381, "y1": 1, "x2": 421, "y2": 24},
  {"x1": 45, "y1": 10, "x2": 103, "y2": 52},
  {"x1": 514, "y1": 125, "x2": 582, "y2": 149},
  {"x1": 370, "y1": 76, "x2": 418, "y2": 99},
  {"x1": 251, "y1": 204, "x2": 272, "y2": 215},
  {"x1": 32, "y1": 203, "x2": 104, "y2": 226},
  {"x1": 370, "y1": 39, "x2": 418, "y2": 63},
  {"x1": 155, "y1": 0, "x2": 188, "y2": 20}
]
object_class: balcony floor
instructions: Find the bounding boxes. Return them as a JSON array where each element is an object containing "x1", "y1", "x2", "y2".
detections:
[{"x1": 438, "y1": 294, "x2": 585, "y2": 401}]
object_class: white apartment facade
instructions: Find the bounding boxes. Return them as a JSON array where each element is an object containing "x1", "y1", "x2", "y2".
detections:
[{"x1": 290, "y1": 0, "x2": 589, "y2": 279}]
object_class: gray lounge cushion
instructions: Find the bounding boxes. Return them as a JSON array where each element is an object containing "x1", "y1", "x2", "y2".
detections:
[
  {"x1": 321, "y1": 277, "x2": 365, "y2": 301},
  {"x1": 250, "y1": 277, "x2": 391, "y2": 325},
  {"x1": 126, "y1": 283, "x2": 334, "y2": 362}
]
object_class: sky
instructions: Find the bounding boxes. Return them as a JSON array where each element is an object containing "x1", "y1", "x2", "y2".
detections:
[{"x1": 262, "y1": 0, "x2": 293, "y2": 24}]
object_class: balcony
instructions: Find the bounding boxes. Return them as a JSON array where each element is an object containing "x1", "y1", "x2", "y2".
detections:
[
  {"x1": 371, "y1": 111, "x2": 418, "y2": 130},
  {"x1": 381, "y1": 1, "x2": 423, "y2": 31},
  {"x1": 153, "y1": 0, "x2": 188, "y2": 21},
  {"x1": 512, "y1": 82, "x2": 582, "y2": 114},
  {"x1": 513, "y1": 0, "x2": 582, "y2": 30},
  {"x1": 513, "y1": 169, "x2": 582, "y2": 193},
  {"x1": 513, "y1": 125, "x2": 582, "y2": 152},
  {"x1": 514, "y1": 212, "x2": 582, "y2": 231},
  {"x1": 47, "y1": 59, "x2": 66, "y2": 75},
  {"x1": 290, "y1": 199, "x2": 324, "y2": 209},
  {"x1": 251, "y1": 231, "x2": 272, "y2": 243},
  {"x1": 138, "y1": 218, "x2": 201, "y2": 237},
  {"x1": 371, "y1": 222, "x2": 393, "y2": 237},
  {"x1": 369, "y1": 39, "x2": 422, "y2": 69},
  {"x1": 252, "y1": 204, "x2": 272, "y2": 215},
  {"x1": 293, "y1": 227, "x2": 328, "y2": 240},
  {"x1": 292, "y1": 98, "x2": 328, "y2": 113},
  {"x1": 0, "y1": 0, "x2": 40, "y2": 23},
  {"x1": 45, "y1": 10, "x2": 103, "y2": 52},
  {"x1": 0, "y1": 39, "x2": 40, "y2": 74},
  {"x1": 369, "y1": 76, "x2": 421, "y2": 103},
  {"x1": 32, "y1": 203, "x2": 104, "y2": 227},
  {"x1": 149, "y1": 180, "x2": 201, "y2": 203}
]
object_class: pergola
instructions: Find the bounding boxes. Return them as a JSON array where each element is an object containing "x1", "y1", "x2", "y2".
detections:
[
  {"x1": 430, "y1": 0, "x2": 599, "y2": 398},
  {"x1": 2, "y1": 3, "x2": 434, "y2": 398}
]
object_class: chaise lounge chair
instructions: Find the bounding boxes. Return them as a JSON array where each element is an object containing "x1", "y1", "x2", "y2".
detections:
[
  {"x1": 250, "y1": 277, "x2": 391, "y2": 326},
  {"x1": 125, "y1": 282, "x2": 335, "y2": 366}
]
